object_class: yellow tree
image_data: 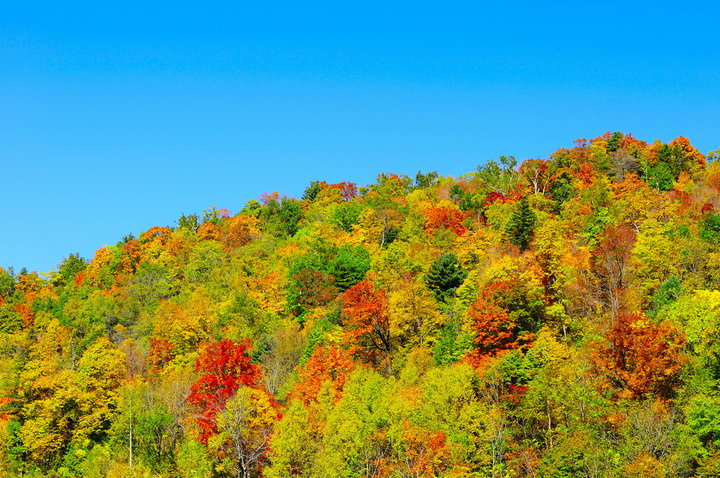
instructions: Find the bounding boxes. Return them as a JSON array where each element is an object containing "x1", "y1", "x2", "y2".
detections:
[
  {"x1": 631, "y1": 219, "x2": 683, "y2": 308},
  {"x1": 265, "y1": 400, "x2": 316, "y2": 478},
  {"x1": 612, "y1": 173, "x2": 663, "y2": 228},
  {"x1": 388, "y1": 279, "x2": 443, "y2": 349},
  {"x1": 74, "y1": 337, "x2": 125, "y2": 443},
  {"x1": 150, "y1": 300, "x2": 209, "y2": 359},
  {"x1": 212, "y1": 387, "x2": 279, "y2": 478},
  {"x1": 18, "y1": 326, "x2": 124, "y2": 468},
  {"x1": 17, "y1": 317, "x2": 75, "y2": 467}
]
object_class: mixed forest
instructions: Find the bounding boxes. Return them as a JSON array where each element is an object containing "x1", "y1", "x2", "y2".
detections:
[{"x1": 4, "y1": 132, "x2": 720, "y2": 477}]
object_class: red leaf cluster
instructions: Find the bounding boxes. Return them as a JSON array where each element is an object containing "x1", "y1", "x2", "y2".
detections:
[
  {"x1": 592, "y1": 314, "x2": 687, "y2": 399},
  {"x1": 147, "y1": 339, "x2": 174, "y2": 373},
  {"x1": 423, "y1": 207, "x2": 467, "y2": 236},
  {"x1": 342, "y1": 281, "x2": 392, "y2": 366},
  {"x1": 187, "y1": 340, "x2": 264, "y2": 443},
  {"x1": 290, "y1": 345, "x2": 357, "y2": 405},
  {"x1": 484, "y1": 192, "x2": 506, "y2": 206}
]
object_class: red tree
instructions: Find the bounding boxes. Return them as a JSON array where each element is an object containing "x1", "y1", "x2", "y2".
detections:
[
  {"x1": 467, "y1": 280, "x2": 540, "y2": 357},
  {"x1": 592, "y1": 314, "x2": 687, "y2": 399},
  {"x1": 187, "y1": 340, "x2": 265, "y2": 443},
  {"x1": 290, "y1": 345, "x2": 357, "y2": 404},
  {"x1": 591, "y1": 224, "x2": 637, "y2": 317},
  {"x1": 342, "y1": 281, "x2": 392, "y2": 368},
  {"x1": 147, "y1": 339, "x2": 174, "y2": 373},
  {"x1": 423, "y1": 207, "x2": 467, "y2": 236},
  {"x1": 468, "y1": 299, "x2": 517, "y2": 356}
]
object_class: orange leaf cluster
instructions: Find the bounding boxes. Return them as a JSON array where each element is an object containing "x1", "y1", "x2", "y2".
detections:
[
  {"x1": 423, "y1": 207, "x2": 467, "y2": 236},
  {"x1": 468, "y1": 280, "x2": 538, "y2": 357},
  {"x1": 342, "y1": 281, "x2": 391, "y2": 366},
  {"x1": 592, "y1": 314, "x2": 688, "y2": 399},
  {"x1": 290, "y1": 345, "x2": 357, "y2": 405},
  {"x1": 139, "y1": 226, "x2": 173, "y2": 244},
  {"x1": 324, "y1": 181, "x2": 358, "y2": 202},
  {"x1": 671, "y1": 136, "x2": 706, "y2": 170},
  {"x1": 147, "y1": 338, "x2": 174, "y2": 373},
  {"x1": 197, "y1": 222, "x2": 223, "y2": 241},
  {"x1": 224, "y1": 214, "x2": 260, "y2": 249},
  {"x1": 14, "y1": 303, "x2": 34, "y2": 329},
  {"x1": 401, "y1": 428, "x2": 451, "y2": 477},
  {"x1": 468, "y1": 298, "x2": 516, "y2": 355}
]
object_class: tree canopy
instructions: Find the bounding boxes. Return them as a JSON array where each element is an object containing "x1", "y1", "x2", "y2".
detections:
[{"x1": 1, "y1": 133, "x2": 719, "y2": 477}]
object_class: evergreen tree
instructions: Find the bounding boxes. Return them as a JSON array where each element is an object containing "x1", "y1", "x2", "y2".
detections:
[
  {"x1": 425, "y1": 253, "x2": 467, "y2": 302},
  {"x1": 302, "y1": 180, "x2": 323, "y2": 202},
  {"x1": 607, "y1": 131, "x2": 623, "y2": 152},
  {"x1": 449, "y1": 184, "x2": 465, "y2": 204},
  {"x1": 505, "y1": 196, "x2": 537, "y2": 251}
]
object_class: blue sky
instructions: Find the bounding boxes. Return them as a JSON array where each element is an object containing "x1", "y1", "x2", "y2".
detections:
[{"x1": 2, "y1": 1, "x2": 719, "y2": 273}]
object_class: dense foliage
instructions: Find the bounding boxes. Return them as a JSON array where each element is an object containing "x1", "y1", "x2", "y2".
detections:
[{"x1": 2, "y1": 132, "x2": 720, "y2": 477}]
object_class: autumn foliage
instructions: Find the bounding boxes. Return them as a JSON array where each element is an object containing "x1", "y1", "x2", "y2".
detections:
[
  {"x1": 592, "y1": 314, "x2": 687, "y2": 399},
  {"x1": 468, "y1": 298, "x2": 516, "y2": 356},
  {"x1": 187, "y1": 340, "x2": 265, "y2": 443},
  {"x1": 467, "y1": 279, "x2": 539, "y2": 363},
  {"x1": 290, "y1": 345, "x2": 357, "y2": 404},
  {"x1": 423, "y1": 207, "x2": 467, "y2": 236},
  {"x1": 341, "y1": 280, "x2": 392, "y2": 366},
  {"x1": 3, "y1": 132, "x2": 720, "y2": 477}
]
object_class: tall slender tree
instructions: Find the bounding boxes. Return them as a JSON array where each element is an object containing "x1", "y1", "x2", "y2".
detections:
[{"x1": 504, "y1": 196, "x2": 537, "y2": 251}]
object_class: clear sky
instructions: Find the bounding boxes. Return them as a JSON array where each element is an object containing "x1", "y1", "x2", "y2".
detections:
[{"x1": 2, "y1": 1, "x2": 719, "y2": 273}]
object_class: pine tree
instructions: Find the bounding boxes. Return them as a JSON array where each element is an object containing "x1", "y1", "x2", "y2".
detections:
[
  {"x1": 425, "y1": 253, "x2": 467, "y2": 302},
  {"x1": 505, "y1": 196, "x2": 537, "y2": 251}
]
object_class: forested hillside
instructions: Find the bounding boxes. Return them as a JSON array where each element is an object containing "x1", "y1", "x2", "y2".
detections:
[{"x1": 3, "y1": 132, "x2": 720, "y2": 477}]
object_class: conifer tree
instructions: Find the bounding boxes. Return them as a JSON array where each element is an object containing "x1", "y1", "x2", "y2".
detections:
[
  {"x1": 425, "y1": 253, "x2": 467, "y2": 302},
  {"x1": 504, "y1": 196, "x2": 537, "y2": 251}
]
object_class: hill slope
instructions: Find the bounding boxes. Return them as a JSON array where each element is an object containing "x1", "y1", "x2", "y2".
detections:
[{"x1": 2, "y1": 132, "x2": 720, "y2": 477}]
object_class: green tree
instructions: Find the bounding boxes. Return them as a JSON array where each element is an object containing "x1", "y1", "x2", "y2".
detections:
[
  {"x1": 302, "y1": 180, "x2": 323, "y2": 202},
  {"x1": 0, "y1": 267, "x2": 15, "y2": 299},
  {"x1": 414, "y1": 170, "x2": 439, "y2": 189},
  {"x1": 329, "y1": 201, "x2": 365, "y2": 233},
  {"x1": 476, "y1": 155, "x2": 518, "y2": 195},
  {"x1": 184, "y1": 241, "x2": 225, "y2": 284},
  {"x1": 110, "y1": 382, "x2": 181, "y2": 473},
  {"x1": 278, "y1": 199, "x2": 302, "y2": 237},
  {"x1": 646, "y1": 162, "x2": 675, "y2": 192},
  {"x1": 432, "y1": 316, "x2": 473, "y2": 365},
  {"x1": 265, "y1": 401, "x2": 315, "y2": 478},
  {"x1": 504, "y1": 196, "x2": 537, "y2": 251},
  {"x1": 177, "y1": 213, "x2": 200, "y2": 232},
  {"x1": 327, "y1": 245, "x2": 371, "y2": 291},
  {"x1": 651, "y1": 276, "x2": 683, "y2": 314},
  {"x1": 701, "y1": 213, "x2": 720, "y2": 244},
  {"x1": 607, "y1": 131, "x2": 624, "y2": 152},
  {"x1": 425, "y1": 253, "x2": 467, "y2": 302},
  {"x1": 202, "y1": 206, "x2": 225, "y2": 225},
  {"x1": 0, "y1": 304, "x2": 22, "y2": 333},
  {"x1": 128, "y1": 261, "x2": 177, "y2": 308},
  {"x1": 57, "y1": 253, "x2": 88, "y2": 286},
  {"x1": 548, "y1": 171, "x2": 574, "y2": 211},
  {"x1": 317, "y1": 369, "x2": 391, "y2": 478},
  {"x1": 260, "y1": 198, "x2": 303, "y2": 237},
  {"x1": 449, "y1": 184, "x2": 465, "y2": 204}
]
